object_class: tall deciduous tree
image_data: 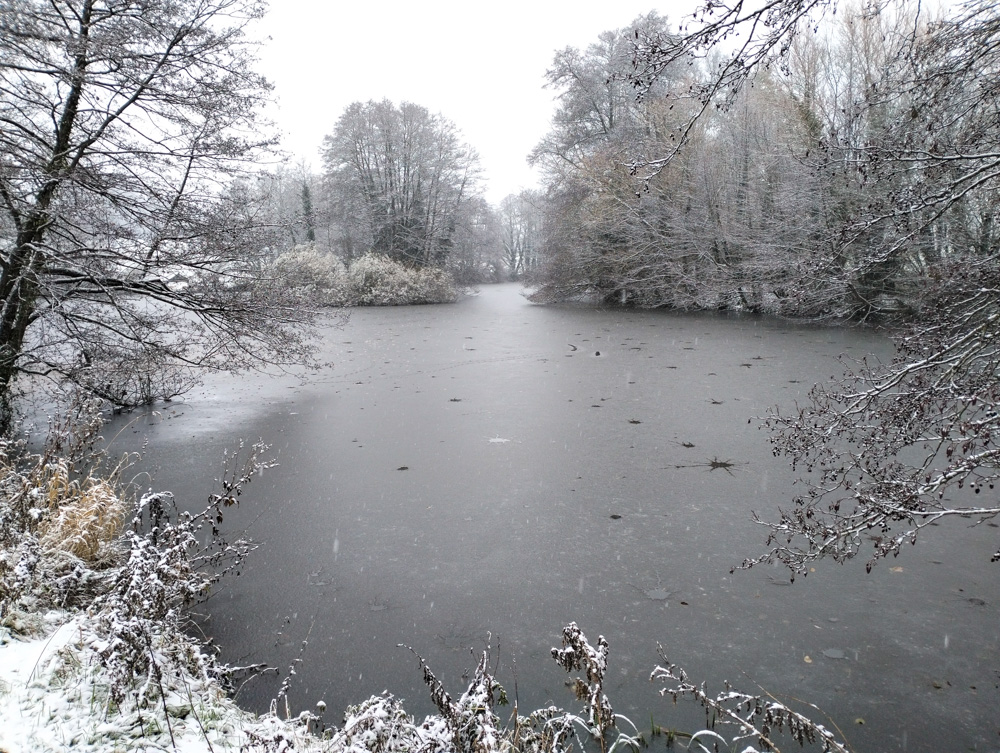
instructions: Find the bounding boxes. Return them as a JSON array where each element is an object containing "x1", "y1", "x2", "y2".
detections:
[
  {"x1": 321, "y1": 100, "x2": 481, "y2": 269},
  {"x1": 0, "y1": 0, "x2": 313, "y2": 422},
  {"x1": 497, "y1": 191, "x2": 542, "y2": 281}
]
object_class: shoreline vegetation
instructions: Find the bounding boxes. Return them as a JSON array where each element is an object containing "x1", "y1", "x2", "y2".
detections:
[
  {"x1": 0, "y1": 402, "x2": 850, "y2": 753},
  {"x1": 273, "y1": 247, "x2": 462, "y2": 308}
]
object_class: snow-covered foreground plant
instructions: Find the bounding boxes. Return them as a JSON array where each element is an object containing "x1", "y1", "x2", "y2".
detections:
[
  {"x1": 0, "y1": 403, "x2": 321, "y2": 752},
  {"x1": 0, "y1": 400, "x2": 126, "y2": 615},
  {"x1": 88, "y1": 440, "x2": 267, "y2": 712},
  {"x1": 333, "y1": 625, "x2": 641, "y2": 753},
  {"x1": 333, "y1": 621, "x2": 851, "y2": 753},
  {"x1": 651, "y1": 653, "x2": 851, "y2": 753}
]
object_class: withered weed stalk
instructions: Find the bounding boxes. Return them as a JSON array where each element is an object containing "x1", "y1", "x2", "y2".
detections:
[
  {"x1": 550, "y1": 622, "x2": 621, "y2": 743},
  {"x1": 335, "y1": 626, "x2": 644, "y2": 753},
  {"x1": 651, "y1": 651, "x2": 852, "y2": 753}
]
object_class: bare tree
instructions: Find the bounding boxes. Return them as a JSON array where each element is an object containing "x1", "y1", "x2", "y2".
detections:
[
  {"x1": 529, "y1": 12, "x2": 824, "y2": 311},
  {"x1": 629, "y1": 0, "x2": 836, "y2": 177},
  {"x1": 497, "y1": 191, "x2": 542, "y2": 281},
  {"x1": 0, "y1": 0, "x2": 315, "y2": 423},
  {"x1": 321, "y1": 100, "x2": 482, "y2": 269},
  {"x1": 753, "y1": 259, "x2": 1000, "y2": 574}
]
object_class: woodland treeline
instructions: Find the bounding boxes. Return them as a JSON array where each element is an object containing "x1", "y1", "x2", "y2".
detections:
[
  {"x1": 2, "y1": 0, "x2": 995, "y2": 415},
  {"x1": 270, "y1": 1, "x2": 996, "y2": 324},
  {"x1": 261, "y1": 99, "x2": 542, "y2": 287},
  {"x1": 529, "y1": 3, "x2": 997, "y2": 319}
]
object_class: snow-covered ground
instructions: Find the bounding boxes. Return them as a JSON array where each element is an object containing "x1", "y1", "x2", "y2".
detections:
[{"x1": 0, "y1": 611, "x2": 325, "y2": 753}]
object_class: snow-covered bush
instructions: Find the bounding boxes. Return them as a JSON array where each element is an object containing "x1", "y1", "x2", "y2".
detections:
[
  {"x1": 0, "y1": 406, "x2": 330, "y2": 752},
  {"x1": 271, "y1": 244, "x2": 350, "y2": 307},
  {"x1": 346, "y1": 253, "x2": 459, "y2": 305},
  {"x1": 90, "y1": 441, "x2": 266, "y2": 709},
  {"x1": 410, "y1": 264, "x2": 461, "y2": 304},
  {"x1": 0, "y1": 402, "x2": 263, "y2": 713},
  {"x1": 269, "y1": 247, "x2": 458, "y2": 306},
  {"x1": 0, "y1": 401, "x2": 126, "y2": 616},
  {"x1": 329, "y1": 694, "x2": 424, "y2": 753}
]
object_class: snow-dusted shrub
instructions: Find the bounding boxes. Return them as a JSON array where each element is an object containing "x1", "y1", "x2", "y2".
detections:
[
  {"x1": 346, "y1": 253, "x2": 459, "y2": 305},
  {"x1": 0, "y1": 398, "x2": 266, "y2": 716},
  {"x1": 0, "y1": 400, "x2": 127, "y2": 616},
  {"x1": 271, "y1": 244, "x2": 349, "y2": 306},
  {"x1": 411, "y1": 265, "x2": 461, "y2": 304},
  {"x1": 366, "y1": 627, "x2": 646, "y2": 753},
  {"x1": 346, "y1": 253, "x2": 417, "y2": 305},
  {"x1": 329, "y1": 694, "x2": 424, "y2": 753},
  {"x1": 91, "y1": 440, "x2": 266, "y2": 709},
  {"x1": 505, "y1": 706, "x2": 579, "y2": 753}
]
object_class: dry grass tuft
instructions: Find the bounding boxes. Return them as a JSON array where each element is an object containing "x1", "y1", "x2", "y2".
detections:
[{"x1": 35, "y1": 459, "x2": 129, "y2": 564}]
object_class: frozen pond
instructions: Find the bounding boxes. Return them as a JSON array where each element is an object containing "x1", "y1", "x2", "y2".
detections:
[{"x1": 107, "y1": 283, "x2": 999, "y2": 751}]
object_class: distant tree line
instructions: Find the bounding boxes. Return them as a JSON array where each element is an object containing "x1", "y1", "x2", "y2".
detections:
[
  {"x1": 257, "y1": 100, "x2": 543, "y2": 288},
  {"x1": 527, "y1": 3, "x2": 998, "y2": 323}
]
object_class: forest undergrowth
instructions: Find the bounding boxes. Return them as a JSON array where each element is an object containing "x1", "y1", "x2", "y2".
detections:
[{"x1": 0, "y1": 400, "x2": 850, "y2": 753}]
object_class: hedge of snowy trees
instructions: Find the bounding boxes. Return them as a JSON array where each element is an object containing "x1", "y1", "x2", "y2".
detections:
[
  {"x1": 529, "y1": 2, "x2": 999, "y2": 324},
  {"x1": 603, "y1": 0, "x2": 1000, "y2": 573}
]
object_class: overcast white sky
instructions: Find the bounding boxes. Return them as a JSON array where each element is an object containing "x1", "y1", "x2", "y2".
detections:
[{"x1": 254, "y1": 1, "x2": 699, "y2": 204}]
